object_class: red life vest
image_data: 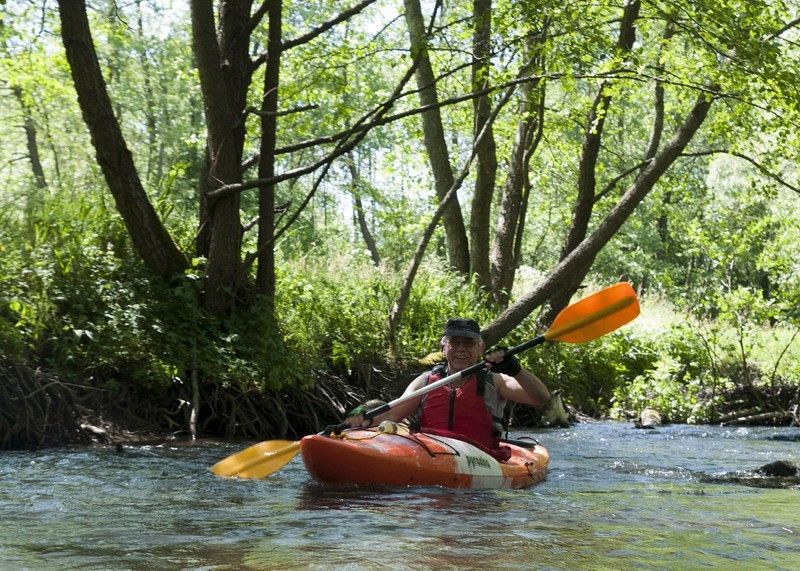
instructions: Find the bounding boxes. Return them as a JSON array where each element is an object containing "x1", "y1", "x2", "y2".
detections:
[{"x1": 418, "y1": 368, "x2": 499, "y2": 451}]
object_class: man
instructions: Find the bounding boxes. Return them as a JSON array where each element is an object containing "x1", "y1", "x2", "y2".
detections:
[{"x1": 346, "y1": 318, "x2": 550, "y2": 456}]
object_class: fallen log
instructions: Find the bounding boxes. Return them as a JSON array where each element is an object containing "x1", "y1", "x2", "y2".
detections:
[
  {"x1": 720, "y1": 411, "x2": 793, "y2": 426},
  {"x1": 717, "y1": 407, "x2": 762, "y2": 423}
]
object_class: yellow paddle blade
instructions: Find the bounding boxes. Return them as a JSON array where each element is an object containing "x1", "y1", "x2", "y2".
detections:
[
  {"x1": 209, "y1": 439, "x2": 301, "y2": 479},
  {"x1": 544, "y1": 282, "x2": 639, "y2": 343}
]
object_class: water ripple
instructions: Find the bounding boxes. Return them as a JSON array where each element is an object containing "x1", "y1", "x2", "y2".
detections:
[{"x1": 1, "y1": 423, "x2": 799, "y2": 569}]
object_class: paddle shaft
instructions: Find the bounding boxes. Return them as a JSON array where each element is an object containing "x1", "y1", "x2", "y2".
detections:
[
  {"x1": 337, "y1": 292, "x2": 639, "y2": 430},
  {"x1": 331, "y1": 334, "x2": 547, "y2": 431}
]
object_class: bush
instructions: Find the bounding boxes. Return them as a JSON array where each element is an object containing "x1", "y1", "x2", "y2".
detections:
[
  {"x1": 525, "y1": 329, "x2": 660, "y2": 417},
  {"x1": 274, "y1": 256, "x2": 494, "y2": 383}
]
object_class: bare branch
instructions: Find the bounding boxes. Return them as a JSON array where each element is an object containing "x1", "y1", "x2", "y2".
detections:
[
  {"x1": 769, "y1": 15, "x2": 800, "y2": 39},
  {"x1": 245, "y1": 103, "x2": 319, "y2": 118},
  {"x1": 246, "y1": 1, "x2": 273, "y2": 37},
  {"x1": 285, "y1": 0, "x2": 378, "y2": 50},
  {"x1": 683, "y1": 149, "x2": 800, "y2": 195},
  {"x1": 278, "y1": 67, "x2": 637, "y2": 156},
  {"x1": 593, "y1": 161, "x2": 650, "y2": 204},
  {"x1": 217, "y1": 68, "x2": 652, "y2": 199}
]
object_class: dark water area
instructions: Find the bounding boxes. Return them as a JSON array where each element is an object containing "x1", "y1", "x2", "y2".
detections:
[{"x1": 1, "y1": 422, "x2": 798, "y2": 569}]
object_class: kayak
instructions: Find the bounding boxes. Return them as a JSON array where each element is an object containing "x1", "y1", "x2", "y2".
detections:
[{"x1": 299, "y1": 423, "x2": 549, "y2": 489}]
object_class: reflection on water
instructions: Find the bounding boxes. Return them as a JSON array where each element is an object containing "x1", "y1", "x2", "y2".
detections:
[{"x1": 1, "y1": 423, "x2": 798, "y2": 569}]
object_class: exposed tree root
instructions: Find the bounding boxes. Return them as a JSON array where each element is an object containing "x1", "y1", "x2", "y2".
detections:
[
  {"x1": 0, "y1": 354, "x2": 398, "y2": 449},
  {"x1": 0, "y1": 357, "x2": 89, "y2": 449},
  {"x1": 199, "y1": 369, "x2": 369, "y2": 440},
  {"x1": 9, "y1": 350, "x2": 794, "y2": 450},
  {"x1": 715, "y1": 381, "x2": 799, "y2": 427}
]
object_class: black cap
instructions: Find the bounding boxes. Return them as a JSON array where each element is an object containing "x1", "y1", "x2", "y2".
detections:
[{"x1": 442, "y1": 318, "x2": 482, "y2": 339}]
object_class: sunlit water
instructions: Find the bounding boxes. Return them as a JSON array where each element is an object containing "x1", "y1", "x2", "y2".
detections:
[{"x1": 1, "y1": 422, "x2": 798, "y2": 569}]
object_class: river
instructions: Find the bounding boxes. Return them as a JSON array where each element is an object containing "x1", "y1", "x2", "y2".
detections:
[{"x1": 1, "y1": 422, "x2": 798, "y2": 569}]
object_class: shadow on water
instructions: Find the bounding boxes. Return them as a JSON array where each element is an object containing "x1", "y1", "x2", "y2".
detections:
[
  {"x1": 296, "y1": 481, "x2": 501, "y2": 514},
  {"x1": 1, "y1": 423, "x2": 799, "y2": 569}
]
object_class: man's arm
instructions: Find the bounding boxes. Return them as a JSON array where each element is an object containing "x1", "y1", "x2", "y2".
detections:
[
  {"x1": 345, "y1": 373, "x2": 427, "y2": 427},
  {"x1": 496, "y1": 369, "x2": 550, "y2": 406},
  {"x1": 484, "y1": 348, "x2": 550, "y2": 406}
]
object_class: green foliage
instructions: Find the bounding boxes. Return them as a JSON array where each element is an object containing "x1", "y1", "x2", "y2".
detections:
[
  {"x1": 528, "y1": 330, "x2": 659, "y2": 417},
  {"x1": 275, "y1": 253, "x2": 390, "y2": 374},
  {"x1": 394, "y1": 265, "x2": 497, "y2": 354},
  {"x1": 0, "y1": 187, "x2": 298, "y2": 394},
  {"x1": 607, "y1": 324, "x2": 723, "y2": 424},
  {"x1": 2, "y1": 0, "x2": 799, "y2": 433},
  {"x1": 605, "y1": 300, "x2": 799, "y2": 424},
  {"x1": 274, "y1": 254, "x2": 494, "y2": 375}
]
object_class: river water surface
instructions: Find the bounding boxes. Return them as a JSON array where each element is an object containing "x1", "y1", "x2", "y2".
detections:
[{"x1": 1, "y1": 422, "x2": 798, "y2": 569}]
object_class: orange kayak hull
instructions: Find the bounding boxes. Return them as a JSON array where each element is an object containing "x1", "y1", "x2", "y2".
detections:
[{"x1": 300, "y1": 428, "x2": 548, "y2": 489}]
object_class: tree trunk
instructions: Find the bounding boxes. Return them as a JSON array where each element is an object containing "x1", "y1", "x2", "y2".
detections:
[
  {"x1": 191, "y1": 0, "x2": 251, "y2": 315},
  {"x1": 12, "y1": 86, "x2": 48, "y2": 192},
  {"x1": 256, "y1": 0, "x2": 282, "y2": 309},
  {"x1": 649, "y1": 24, "x2": 674, "y2": 258},
  {"x1": 57, "y1": 0, "x2": 187, "y2": 279},
  {"x1": 490, "y1": 30, "x2": 546, "y2": 306},
  {"x1": 539, "y1": 0, "x2": 640, "y2": 325},
  {"x1": 135, "y1": 0, "x2": 158, "y2": 184},
  {"x1": 482, "y1": 90, "x2": 715, "y2": 346},
  {"x1": 403, "y1": 0, "x2": 470, "y2": 274},
  {"x1": 469, "y1": 0, "x2": 497, "y2": 288},
  {"x1": 388, "y1": 77, "x2": 519, "y2": 352},
  {"x1": 347, "y1": 156, "x2": 381, "y2": 266}
]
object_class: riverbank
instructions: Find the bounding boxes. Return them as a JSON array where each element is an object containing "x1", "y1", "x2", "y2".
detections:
[{"x1": 3, "y1": 352, "x2": 797, "y2": 451}]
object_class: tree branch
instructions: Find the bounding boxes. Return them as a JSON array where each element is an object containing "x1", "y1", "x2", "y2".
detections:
[
  {"x1": 387, "y1": 78, "x2": 520, "y2": 348},
  {"x1": 482, "y1": 87, "x2": 717, "y2": 346},
  {"x1": 247, "y1": 1, "x2": 273, "y2": 36},
  {"x1": 216, "y1": 65, "x2": 654, "y2": 201},
  {"x1": 276, "y1": 68, "x2": 629, "y2": 156},
  {"x1": 285, "y1": 0, "x2": 378, "y2": 50},
  {"x1": 237, "y1": 40, "x2": 425, "y2": 278},
  {"x1": 593, "y1": 160, "x2": 650, "y2": 204},
  {"x1": 683, "y1": 149, "x2": 800, "y2": 195},
  {"x1": 769, "y1": 15, "x2": 800, "y2": 39}
]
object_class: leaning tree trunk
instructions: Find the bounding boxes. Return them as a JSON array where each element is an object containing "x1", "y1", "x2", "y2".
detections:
[
  {"x1": 57, "y1": 0, "x2": 187, "y2": 279},
  {"x1": 482, "y1": 90, "x2": 715, "y2": 346},
  {"x1": 403, "y1": 0, "x2": 470, "y2": 274}
]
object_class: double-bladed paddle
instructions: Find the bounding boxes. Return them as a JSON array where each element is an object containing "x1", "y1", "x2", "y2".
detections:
[{"x1": 209, "y1": 282, "x2": 640, "y2": 479}]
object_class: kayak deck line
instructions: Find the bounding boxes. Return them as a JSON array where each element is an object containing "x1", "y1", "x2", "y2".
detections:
[{"x1": 328, "y1": 423, "x2": 465, "y2": 459}]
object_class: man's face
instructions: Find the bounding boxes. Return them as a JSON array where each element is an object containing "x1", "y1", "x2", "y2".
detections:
[{"x1": 442, "y1": 335, "x2": 484, "y2": 371}]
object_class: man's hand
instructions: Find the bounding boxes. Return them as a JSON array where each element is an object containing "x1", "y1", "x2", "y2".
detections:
[
  {"x1": 344, "y1": 399, "x2": 387, "y2": 428},
  {"x1": 485, "y1": 346, "x2": 522, "y2": 376},
  {"x1": 344, "y1": 404, "x2": 369, "y2": 428}
]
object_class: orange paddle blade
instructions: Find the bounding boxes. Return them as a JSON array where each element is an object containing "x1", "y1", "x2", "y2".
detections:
[{"x1": 544, "y1": 282, "x2": 639, "y2": 343}]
